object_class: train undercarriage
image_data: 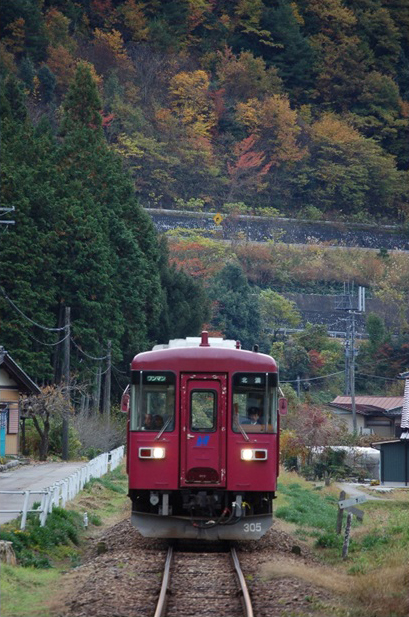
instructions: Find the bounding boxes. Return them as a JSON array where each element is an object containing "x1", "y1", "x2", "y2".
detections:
[{"x1": 129, "y1": 488, "x2": 275, "y2": 540}]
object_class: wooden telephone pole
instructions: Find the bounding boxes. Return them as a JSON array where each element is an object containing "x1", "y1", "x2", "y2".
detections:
[{"x1": 62, "y1": 306, "x2": 70, "y2": 460}]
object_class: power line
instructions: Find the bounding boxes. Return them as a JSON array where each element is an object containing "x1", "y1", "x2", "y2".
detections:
[
  {"x1": 26, "y1": 331, "x2": 70, "y2": 347},
  {"x1": 0, "y1": 286, "x2": 65, "y2": 332},
  {"x1": 281, "y1": 370, "x2": 344, "y2": 383},
  {"x1": 112, "y1": 369, "x2": 128, "y2": 389},
  {"x1": 70, "y1": 337, "x2": 108, "y2": 361},
  {"x1": 112, "y1": 364, "x2": 127, "y2": 376},
  {"x1": 356, "y1": 373, "x2": 400, "y2": 382}
]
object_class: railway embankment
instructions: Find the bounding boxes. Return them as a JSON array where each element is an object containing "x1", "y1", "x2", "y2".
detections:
[{"x1": 146, "y1": 209, "x2": 409, "y2": 251}]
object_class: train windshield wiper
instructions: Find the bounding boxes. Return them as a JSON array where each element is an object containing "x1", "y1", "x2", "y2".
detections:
[
  {"x1": 234, "y1": 415, "x2": 250, "y2": 442},
  {"x1": 154, "y1": 416, "x2": 172, "y2": 440}
]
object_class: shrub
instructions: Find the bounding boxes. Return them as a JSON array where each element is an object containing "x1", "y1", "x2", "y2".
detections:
[
  {"x1": 298, "y1": 206, "x2": 323, "y2": 221},
  {"x1": 315, "y1": 532, "x2": 343, "y2": 548},
  {"x1": 0, "y1": 507, "x2": 83, "y2": 568},
  {"x1": 72, "y1": 412, "x2": 126, "y2": 456}
]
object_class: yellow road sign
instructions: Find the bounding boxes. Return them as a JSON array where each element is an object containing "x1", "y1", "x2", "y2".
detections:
[{"x1": 213, "y1": 213, "x2": 223, "y2": 225}]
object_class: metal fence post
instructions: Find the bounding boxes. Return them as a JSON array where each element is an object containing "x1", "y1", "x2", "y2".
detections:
[{"x1": 20, "y1": 491, "x2": 31, "y2": 530}]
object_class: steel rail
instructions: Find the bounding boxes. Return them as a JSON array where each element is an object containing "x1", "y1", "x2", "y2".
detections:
[
  {"x1": 230, "y1": 547, "x2": 254, "y2": 617},
  {"x1": 153, "y1": 546, "x2": 173, "y2": 617}
]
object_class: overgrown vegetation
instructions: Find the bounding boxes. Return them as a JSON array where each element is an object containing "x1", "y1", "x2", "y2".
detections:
[
  {"x1": 0, "y1": 507, "x2": 83, "y2": 568},
  {"x1": 276, "y1": 481, "x2": 341, "y2": 538},
  {"x1": 0, "y1": 465, "x2": 128, "y2": 617},
  {"x1": 21, "y1": 401, "x2": 127, "y2": 461},
  {"x1": 0, "y1": 466, "x2": 127, "y2": 571},
  {"x1": 272, "y1": 470, "x2": 409, "y2": 617}
]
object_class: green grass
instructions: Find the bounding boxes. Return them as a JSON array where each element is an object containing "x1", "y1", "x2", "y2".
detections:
[
  {"x1": 346, "y1": 500, "x2": 409, "y2": 573},
  {"x1": 83, "y1": 465, "x2": 127, "y2": 494},
  {"x1": 272, "y1": 470, "x2": 409, "y2": 616},
  {"x1": 0, "y1": 564, "x2": 61, "y2": 617},
  {"x1": 275, "y1": 480, "x2": 351, "y2": 549},
  {"x1": 276, "y1": 475, "x2": 409, "y2": 566},
  {"x1": 0, "y1": 464, "x2": 129, "y2": 617}
]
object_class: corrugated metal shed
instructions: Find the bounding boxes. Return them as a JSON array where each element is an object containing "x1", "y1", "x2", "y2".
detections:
[{"x1": 371, "y1": 378, "x2": 409, "y2": 485}]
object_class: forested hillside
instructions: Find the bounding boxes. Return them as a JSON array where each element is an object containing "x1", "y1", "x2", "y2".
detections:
[
  {"x1": 1, "y1": 0, "x2": 408, "y2": 223},
  {"x1": 1, "y1": 0, "x2": 408, "y2": 392}
]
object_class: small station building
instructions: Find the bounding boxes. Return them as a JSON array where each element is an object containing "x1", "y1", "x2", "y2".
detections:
[{"x1": 0, "y1": 347, "x2": 40, "y2": 457}]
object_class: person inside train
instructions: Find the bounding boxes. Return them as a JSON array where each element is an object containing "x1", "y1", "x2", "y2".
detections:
[
  {"x1": 242, "y1": 407, "x2": 262, "y2": 425},
  {"x1": 143, "y1": 414, "x2": 153, "y2": 430},
  {"x1": 152, "y1": 414, "x2": 164, "y2": 429}
]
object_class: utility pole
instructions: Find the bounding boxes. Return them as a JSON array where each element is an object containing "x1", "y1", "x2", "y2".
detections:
[
  {"x1": 336, "y1": 284, "x2": 365, "y2": 433},
  {"x1": 350, "y1": 311, "x2": 357, "y2": 434},
  {"x1": 344, "y1": 320, "x2": 351, "y2": 395},
  {"x1": 62, "y1": 306, "x2": 70, "y2": 461},
  {"x1": 103, "y1": 340, "x2": 112, "y2": 425},
  {"x1": 94, "y1": 363, "x2": 102, "y2": 413}
]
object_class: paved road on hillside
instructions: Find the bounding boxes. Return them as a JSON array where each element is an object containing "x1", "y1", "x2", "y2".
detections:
[{"x1": 0, "y1": 461, "x2": 86, "y2": 525}]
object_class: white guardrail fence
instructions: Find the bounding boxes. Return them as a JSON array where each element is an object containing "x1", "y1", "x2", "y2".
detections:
[{"x1": 0, "y1": 446, "x2": 125, "y2": 530}]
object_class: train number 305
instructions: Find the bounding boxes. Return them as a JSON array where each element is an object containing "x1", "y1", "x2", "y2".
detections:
[{"x1": 243, "y1": 523, "x2": 262, "y2": 533}]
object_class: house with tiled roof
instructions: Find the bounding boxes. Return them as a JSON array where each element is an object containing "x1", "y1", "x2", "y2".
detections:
[
  {"x1": 328, "y1": 395, "x2": 403, "y2": 438},
  {"x1": 0, "y1": 347, "x2": 40, "y2": 457}
]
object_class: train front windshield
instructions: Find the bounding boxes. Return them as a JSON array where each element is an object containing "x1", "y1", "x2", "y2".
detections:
[
  {"x1": 130, "y1": 371, "x2": 175, "y2": 432},
  {"x1": 232, "y1": 372, "x2": 278, "y2": 433}
]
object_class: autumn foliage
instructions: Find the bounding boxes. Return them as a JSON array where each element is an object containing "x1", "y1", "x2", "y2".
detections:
[{"x1": 0, "y1": 0, "x2": 405, "y2": 220}]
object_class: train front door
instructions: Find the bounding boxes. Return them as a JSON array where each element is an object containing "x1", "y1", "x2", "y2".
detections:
[{"x1": 180, "y1": 373, "x2": 227, "y2": 487}]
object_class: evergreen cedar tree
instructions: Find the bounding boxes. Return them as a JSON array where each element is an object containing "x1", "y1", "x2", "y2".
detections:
[{"x1": 0, "y1": 67, "x2": 209, "y2": 387}]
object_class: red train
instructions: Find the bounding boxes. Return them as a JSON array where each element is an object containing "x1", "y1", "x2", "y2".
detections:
[{"x1": 122, "y1": 332, "x2": 287, "y2": 540}]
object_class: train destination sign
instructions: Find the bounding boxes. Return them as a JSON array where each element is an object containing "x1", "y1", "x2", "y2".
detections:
[{"x1": 233, "y1": 373, "x2": 278, "y2": 388}]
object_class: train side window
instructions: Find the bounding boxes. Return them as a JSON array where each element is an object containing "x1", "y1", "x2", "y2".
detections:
[
  {"x1": 232, "y1": 373, "x2": 278, "y2": 434},
  {"x1": 190, "y1": 390, "x2": 217, "y2": 432},
  {"x1": 130, "y1": 372, "x2": 175, "y2": 431}
]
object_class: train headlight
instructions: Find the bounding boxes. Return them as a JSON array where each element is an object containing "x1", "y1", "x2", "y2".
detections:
[
  {"x1": 241, "y1": 449, "x2": 268, "y2": 461},
  {"x1": 139, "y1": 447, "x2": 166, "y2": 459},
  {"x1": 153, "y1": 447, "x2": 165, "y2": 459}
]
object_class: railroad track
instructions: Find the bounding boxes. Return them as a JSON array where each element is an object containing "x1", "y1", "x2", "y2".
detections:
[{"x1": 154, "y1": 545, "x2": 253, "y2": 617}]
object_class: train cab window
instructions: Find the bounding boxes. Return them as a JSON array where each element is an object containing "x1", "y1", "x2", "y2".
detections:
[
  {"x1": 190, "y1": 390, "x2": 217, "y2": 432},
  {"x1": 232, "y1": 373, "x2": 278, "y2": 434},
  {"x1": 130, "y1": 371, "x2": 175, "y2": 432}
]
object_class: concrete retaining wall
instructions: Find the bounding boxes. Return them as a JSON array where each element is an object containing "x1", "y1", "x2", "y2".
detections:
[{"x1": 146, "y1": 209, "x2": 409, "y2": 251}]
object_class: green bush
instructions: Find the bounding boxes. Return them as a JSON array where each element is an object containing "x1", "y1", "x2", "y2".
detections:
[
  {"x1": 23, "y1": 419, "x2": 81, "y2": 460},
  {"x1": 361, "y1": 532, "x2": 389, "y2": 550},
  {"x1": 298, "y1": 205, "x2": 323, "y2": 221},
  {"x1": 0, "y1": 507, "x2": 83, "y2": 568},
  {"x1": 88, "y1": 513, "x2": 102, "y2": 526},
  {"x1": 315, "y1": 532, "x2": 343, "y2": 549}
]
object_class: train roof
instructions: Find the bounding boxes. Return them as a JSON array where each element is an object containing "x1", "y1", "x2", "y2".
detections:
[
  {"x1": 131, "y1": 332, "x2": 278, "y2": 373},
  {"x1": 152, "y1": 336, "x2": 239, "y2": 351}
]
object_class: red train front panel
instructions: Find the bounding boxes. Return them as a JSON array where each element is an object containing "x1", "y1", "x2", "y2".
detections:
[
  {"x1": 180, "y1": 373, "x2": 227, "y2": 487},
  {"x1": 126, "y1": 337, "x2": 281, "y2": 540}
]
